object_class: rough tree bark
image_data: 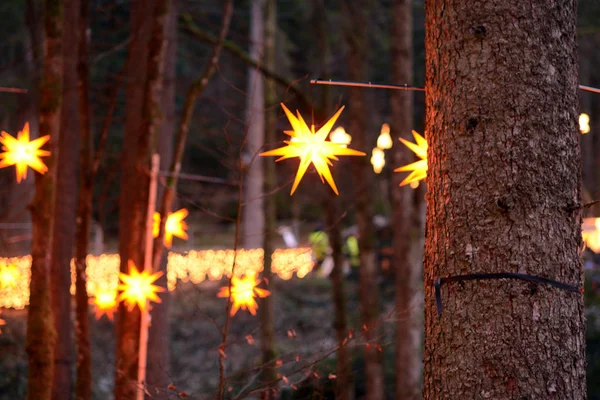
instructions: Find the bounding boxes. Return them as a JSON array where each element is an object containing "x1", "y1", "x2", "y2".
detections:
[
  {"x1": 26, "y1": 0, "x2": 62, "y2": 398},
  {"x1": 389, "y1": 0, "x2": 421, "y2": 398},
  {"x1": 146, "y1": 0, "x2": 176, "y2": 397},
  {"x1": 51, "y1": 0, "x2": 80, "y2": 396},
  {"x1": 343, "y1": 1, "x2": 384, "y2": 399},
  {"x1": 423, "y1": 0, "x2": 586, "y2": 398},
  {"x1": 74, "y1": 0, "x2": 92, "y2": 397},
  {"x1": 115, "y1": 0, "x2": 157, "y2": 397},
  {"x1": 242, "y1": 0, "x2": 266, "y2": 249},
  {"x1": 259, "y1": 0, "x2": 277, "y2": 396}
]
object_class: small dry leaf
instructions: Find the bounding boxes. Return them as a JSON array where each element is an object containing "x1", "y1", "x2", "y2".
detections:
[
  {"x1": 313, "y1": 372, "x2": 320, "y2": 379},
  {"x1": 328, "y1": 373, "x2": 337, "y2": 380},
  {"x1": 365, "y1": 343, "x2": 372, "y2": 349},
  {"x1": 362, "y1": 324, "x2": 368, "y2": 332},
  {"x1": 276, "y1": 359, "x2": 283, "y2": 367},
  {"x1": 218, "y1": 346, "x2": 227, "y2": 359},
  {"x1": 168, "y1": 384, "x2": 176, "y2": 391},
  {"x1": 178, "y1": 391, "x2": 189, "y2": 398},
  {"x1": 287, "y1": 329, "x2": 297, "y2": 338},
  {"x1": 264, "y1": 277, "x2": 270, "y2": 284},
  {"x1": 376, "y1": 344, "x2": 382, "y2": 353},
  {"x1": 348, "y1": 330, "x2": 354, "y2": 339},
  {"x1": 295, "y1": 354, "x2": 300, "y2": 362},
  {"x1": 291, "y1": 385, "x2": 298, "y2": 390},
  {"x1": 246, "y1": 334, "x2": 255, "y2": 345},
  {"x1": 228, "y1": 386, "x2": 233, "y2": 392},
  {"x1": 342, "y1": 338, "x2": 348, "y2": 347},
  {"x1": 282, "y1": 376, "x2": 289, "y2": 384}
]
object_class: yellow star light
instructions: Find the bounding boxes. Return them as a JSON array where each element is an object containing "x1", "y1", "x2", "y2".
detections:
[
  {"x1": 580, "y1": 113, "x2": 590, "y2": 134},
  {"x1": 260, "y1": 104, "x2": 366, "y2": 195},
  {"x1": 0, "y1": 263, "x2": 20, "y2": 289},
  {"x1": 117, "y1": 261, "x2": 165, "y2": 312},
  {"x1": 90, "y1": 289, "x2": 118, "y2": 320},
  {"x1": 0, "y1": 122, "x2": 50, "y2": 183},
  {"x1": 218, "y1": 272, "x2": 270, "y2": 316},
  {"x1": 153, "y1": 208, "x2": 189, "y2": 248},
  {"x1": 395, "y1": 130, "x2": 428, "y2": 187}
]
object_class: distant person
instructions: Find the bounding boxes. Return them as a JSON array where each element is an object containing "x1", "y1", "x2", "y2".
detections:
[
  {"x1": 343, "y1": 233, "x2": 360, "y2": 280},
  {"x1": 308, "y1": 225, "x2": 330, "y2": 274}
]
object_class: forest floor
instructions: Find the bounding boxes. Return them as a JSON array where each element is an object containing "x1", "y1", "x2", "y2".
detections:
[{"x1": 0, "y1": 274, "x2": 404, "y2": 400}]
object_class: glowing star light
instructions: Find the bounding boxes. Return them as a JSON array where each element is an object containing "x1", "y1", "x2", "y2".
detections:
[
  {"x1": 395, "y1": 130, "x2": 428, "y2": 187},
  {"x1": 261, "y1": 104, "x2": 365, "y2": 195},
  {"x1": 0, "y1": 122, "x2": 50, "y2": 183},
  {"x1": 90, "y1": 289, "x2": 118, "y2": 320},
  {"x1": 371, "y1": 147, "x2": 385, "y2": 174},
  {"x1": 377, "y1": 123, "x2": 393, "y2": 150},
  {"x1": 218, "y1": 272, "x2": 270, "y2": 316},
  {"x1": 153, "y1": 208, "x2": 189, "y2": 248},
  {"x1": 117, "y1": 261, "x2": 165, "y2": 311}
]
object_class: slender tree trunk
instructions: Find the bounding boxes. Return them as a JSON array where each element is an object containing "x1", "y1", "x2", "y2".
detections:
[
  {"x1": 343, "y1": 2, "x2": 384, "y2": 399},
  {"x1": 243, "y1": 0, "x2": 266, "y2": 249},
  {"x1": 51, "y1": 0, "x2": 80, "y2": 396},
  {"x1": 74, "y1": 0, "x2": 92, "y2": 397},
  {"x1": 324, "y1": 194, "x2": 352, "y2": 400},
  {"x1": 26, "y1": 0, "x2": 62, "y2": 398},
  {"x1": 389, "y1": 0, "x2": 421, "y2": 398},
  {"x1": 423, "y1": 1, "x2": 586, "y2": 398},
  {"x1": 259, "y1": 0, "x2": 277, "y2": 397},
  {"x1": 115, "y1": 0, "x2": 156, "y2": 397},
  {"x1": 146, "y1": 0, "x2": 177, "y2": 397}
]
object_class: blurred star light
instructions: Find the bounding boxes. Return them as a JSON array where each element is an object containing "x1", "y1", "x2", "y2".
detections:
[
  {"x1": 90, "y1": 289, "x2": 118, "y2": 320},
  {"x1": 0, "y1": 122, "x2": 50, "y2": 183},
  {"x1": 218, "y1": 272, "x2": 270, "y2": 316},
  {"x1": 371, "y1": 147, "x2": 385, "y2": 174},
  {"x1": 117, "y1": 261, "x2": 165, "y2": 312},
  {"x1": 261, "y1": 104, "x2": 365, "y2": 195},
  {"x1": 395, "y1": 130, "x2": 428, "y2": 187},
  {"x1": 0, "y1": 263, "x2": 20, "y2": 289},
  {"x1": 153, "y1": 208, "x2": 189, "y2": 248},
  {"x1": 329, "y1": 127, "x2": 352, "y2": 147},
  {"x1": 580, "y1": 113, "x2": 590, "y2": 134},
  {"x1": 376, "y1": 123, "x2": 393, "y2": 150}
]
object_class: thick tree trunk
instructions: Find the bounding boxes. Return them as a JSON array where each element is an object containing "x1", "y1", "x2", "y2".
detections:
[
  {"x1": 242, "y1": 0, "x2": 265, "y2": 249},
  {"x1": 389, "y1": 0, "x2": 421, "y2": 398},
  {"x1": 259, "y1": 0, "x2": 277, "y2": 396},
  {"x1": 74, "y1": 0, "x2": 92, "y2": 397},
  {"x1": 26, "y1": 0, "x2": 62, "y2": 398},
  {"x1": 115, "y1": 0, "x2": 157, "y2": 397},
  {"x1": 51, "y1": 0, "x2": 80, "y2": 396},
  {"x1": 423, "y1": 1, "x2": 586, "y2": 398},
  {"x1": 344, "y1": 2, "x2": 384, "y2": 399},
  {"x1": 146, "y1": 0, "x2": 177, "y2": 397}
]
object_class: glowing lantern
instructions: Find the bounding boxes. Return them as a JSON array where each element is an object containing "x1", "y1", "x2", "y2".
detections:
[
  {"x1": 582, "y1": 218, "x2": 600, "y2": 253},
  {"x1": 0, "y1": 263, "x2": 20, "y2": 289},
  {"x1": 117, "y1": 261, "x2": 165, "y2": 312},
  {"x1": 153, "y1": 208, "x2": 189, "y2": 248},
  {"x1": 90, "y1": 289, "x2": 118, "y2": 320},
  {"x1": 260, "y1": 104, "x2": 366, "y2": 195},
  {"x1": 371, "y1": 148, "x2": 385, "y2": 174},
  {"x1": 395, "y1": 130, "x2": 427, "y2": 187},
  {"x1": 218, "y1": 272, "x2": 270, "y2": 316},
  {"x1": 377, "y1": 123, "x2": 392, "y2": 150},
  {"x1": 330, "y1": 127, "x2": 352, "y2": 147},
  {"x1": 580, "y1": 113, "x2": 590, "y2": 134},
  {"x1": 0, "y1": 122, "x2": 50, "y2": 183}
]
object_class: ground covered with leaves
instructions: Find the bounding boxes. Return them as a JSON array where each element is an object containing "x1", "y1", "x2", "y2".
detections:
[{"x1": 0, "y1": 275, "x2": 401, "y2": 399}]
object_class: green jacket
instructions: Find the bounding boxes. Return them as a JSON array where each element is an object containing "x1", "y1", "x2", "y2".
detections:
[
  {"x1": 309, "y1": 231, "x2": 329, "y2": 261},
  {"x1": 343, "y1": 235, "x2": 360, "y2": 268}
]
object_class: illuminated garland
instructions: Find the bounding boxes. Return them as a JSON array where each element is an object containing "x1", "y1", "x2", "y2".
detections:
[{"x1": 0, "y1": 248, "x2": 313, "y2": 309}]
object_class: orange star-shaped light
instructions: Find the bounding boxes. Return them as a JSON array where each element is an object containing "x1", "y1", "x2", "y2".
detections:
[
  {"x1": 0, "y1": 122, "x2": 50, "y2": 183},
  {"x1": 218, "y1": 272, "x2": 270, "y2": 316},
  {"x1": 153, "y1": 208, "x2": 189, "y2": 248},
  {"x1": 260, "y1": 104, "x2": 365, "y2": 195},
  {"x1": 395, "y1": 130, "x2": 427, "y2": 187},
  {"x1": 90, "y1": 289, "x2": 118, "y2": 320},
  {"x1": 0, "y1": 263, "x2": 20, "y2": 289},
  {"x1": 117, "y1": 261, "x2": 165, "y2": 312}
]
